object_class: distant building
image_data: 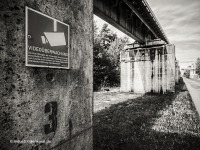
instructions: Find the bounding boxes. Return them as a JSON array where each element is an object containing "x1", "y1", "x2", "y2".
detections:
[
  {"x1": 181, "y1": 63, "x2": 199, "y2": 78},
  {"x1": 190, "y1": 63, "x2": 199, "y2": 78}
]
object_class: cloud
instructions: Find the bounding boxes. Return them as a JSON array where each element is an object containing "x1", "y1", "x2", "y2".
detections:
[
  {"x1": 148, "y1": 0, "x2": 200, "y2": 67},
  {"x1": 94, "y1": 0, "x2": 200, "y2": 67}
]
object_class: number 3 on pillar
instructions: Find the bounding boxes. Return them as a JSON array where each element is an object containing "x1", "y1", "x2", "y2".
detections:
[{"x1": 44, "y1": 102, "x2": 58, "y2": 134}]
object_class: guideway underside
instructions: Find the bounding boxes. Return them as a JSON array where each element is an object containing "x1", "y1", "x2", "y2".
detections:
[{"x1": 94, "y1": 0, "x2": 169, "y2": 44}]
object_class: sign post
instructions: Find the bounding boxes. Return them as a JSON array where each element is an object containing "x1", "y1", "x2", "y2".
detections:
[{"x1": 25, "y1": 7, "x2": 70, "y2": 69}]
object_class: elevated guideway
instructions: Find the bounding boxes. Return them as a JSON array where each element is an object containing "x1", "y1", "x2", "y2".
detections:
[{"x1": 94, "y1": 0, "x2": 169, "y2": 44}]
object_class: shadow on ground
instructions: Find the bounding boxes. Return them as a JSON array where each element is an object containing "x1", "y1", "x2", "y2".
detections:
[{"x1": 93, "y1": 78, "x2": 200, "y2": 150}]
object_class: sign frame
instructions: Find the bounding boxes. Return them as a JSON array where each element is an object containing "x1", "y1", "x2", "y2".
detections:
[{"x1": 25, "y1": 6, "x2": 70, "y2": 69}]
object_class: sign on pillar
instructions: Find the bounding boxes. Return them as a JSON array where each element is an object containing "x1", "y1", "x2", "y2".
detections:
[{"x1": 25, "y1": 7, "x2": 70, "y2": 69}]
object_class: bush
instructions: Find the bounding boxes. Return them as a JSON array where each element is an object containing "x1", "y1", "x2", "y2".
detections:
[
  {"x1": 183, "y1": 69, "x2": 190, "y2": 78},
  {"x1": 93, "y1": 23, "x2": 129, "y2": 91}
]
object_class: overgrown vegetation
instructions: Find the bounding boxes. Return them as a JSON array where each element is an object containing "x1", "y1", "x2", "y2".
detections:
[
  {"x1": 93, "y1": 23, "x2": 129, "y2": 91},
  {"x1": 183, "y1": 69, "x2": 190, "y2": 78},
  {"x1": 196, "y1": 58, "x2": 200, "y2": 76},
  {"x1": 93, "y1": 78, "x2": 200, "y2": 150}
]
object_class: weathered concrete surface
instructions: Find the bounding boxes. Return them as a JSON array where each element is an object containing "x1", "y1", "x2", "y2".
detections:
[
  {"x1": 175, "y1": 60, "x2": 180, "y2": 83},
  {"x1": 120, "y1": 44, "x2": 176, "y2": 94},
  {"x1": 0, "y1": 0, "x2": 93, "y2": 149},
  {"x1": 133, "y1": 50, "x2": 146, "y2": 93},
  {"x1": 166, "y1": 44, "x2": 176, "y2": 92},
  {"x1": 52, "y1": 128, "x2": 93, "y2": 150},
  {"x1": 120, "y1": 54, "x2": 133, "y2": 92}
]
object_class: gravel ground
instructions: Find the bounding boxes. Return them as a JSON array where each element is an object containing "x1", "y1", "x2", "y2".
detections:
[
  {"x1": 93, "y1": 78, "x2": 200, "y2": 150},
  {"x1": 94, "y1": 90, "x2": 143, "y2": 112}
]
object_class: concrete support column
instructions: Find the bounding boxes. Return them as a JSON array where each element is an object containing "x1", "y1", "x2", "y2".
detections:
[
  {"x1": 158, "y1": 49, "x2": 162, "y2": 92},
  {"x1": 120, "y1": 59, "x2": 131, "y2": 92},
  {"x1": 120, "y1": 51, "x2": 134, "y2": 92},
  {"x1": 161, "y1": 47, "x2": 167, "y2": 93},
  {"x1": 175, "y1": 60, "x2": 180, "y2": 83},
  {"x1": 0, "y1": 1, "x2": 93, "y2": 149},
  {"x1": 133, "y1": 50, "x2": 145, "y2": 93},
  {"x1": 166, "y1": 44, "x2": 175, "y2": 92},
  {"x1": 120, "y1": 44, "x2": 175, "y2": 94},
  {"x1": 144, "y1": 49, "x2": 151, "y2": 93},
  {"x1": 153, "y1": 49, "x2": 158, "y2": 93}
]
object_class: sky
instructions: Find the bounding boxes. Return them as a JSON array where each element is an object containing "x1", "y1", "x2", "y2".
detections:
[
  {"x1": 147, "y1": 0, "x2": 200, "y2": 68},
  {"x1": 94, "y1": 0, "x2": 200, "y2": 68}
]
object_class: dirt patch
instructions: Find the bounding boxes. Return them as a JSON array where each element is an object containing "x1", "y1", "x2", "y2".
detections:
[{"x1": 94, "y1": 91, "x2": 142, "y2": 112}]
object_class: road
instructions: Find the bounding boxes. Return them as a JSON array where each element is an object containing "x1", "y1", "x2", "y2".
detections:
[{"x1": 183, "y1": 77, "x2": 200, "y2": 117}]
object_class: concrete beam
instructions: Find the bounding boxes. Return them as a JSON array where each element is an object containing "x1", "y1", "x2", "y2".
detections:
[
  {"x1": 122, "y1": 0, "x2": 158, "y2": 39},
  {"x1": 94, "y1": 0, "x2": 169, "y2": 44},
  {"x1": 94, "y1": 5, "x2": 145, "y2": 43}
]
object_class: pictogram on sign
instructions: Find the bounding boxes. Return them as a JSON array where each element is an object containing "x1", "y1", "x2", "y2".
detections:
[{"x1": 25, "y1": 7, "x2": 70, "y2": 69}]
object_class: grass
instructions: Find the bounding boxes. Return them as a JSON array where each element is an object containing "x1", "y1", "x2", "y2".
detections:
[{"x1": 93, "y1": 78, "x2": 200, "y2": 150}]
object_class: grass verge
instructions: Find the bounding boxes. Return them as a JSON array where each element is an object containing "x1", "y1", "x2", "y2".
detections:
[{"x1": 93, "y1": 78, "x2": 200, "y2": 150}]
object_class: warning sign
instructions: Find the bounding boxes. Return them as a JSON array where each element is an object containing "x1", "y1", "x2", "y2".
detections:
[{"x1": 25, "y1": 7, "x2": 70, "y2": 69}]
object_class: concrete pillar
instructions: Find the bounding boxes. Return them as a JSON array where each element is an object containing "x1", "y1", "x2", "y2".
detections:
[
  {"x1": 120, "y1": 59, "x2": 131, "y2": 92},
  {"x1": 158, "y1": 49, "x2": 162, "y2": 92},
  {"x1": 175, "y1": 60, "x2": 180, "y2": 83},
  {"x1": 133, "y1": 50, "x2": 145, "y2": 93},
  {"x1": 120, "y1": 51, "x2": 134, "y2": 92},
  {"x1": 161, "y1": 47, "x2": 167, "y2": 93},
  {"x1": 0, "y1": 1, "x2": 93, "y2": 150},
  {"x1": 129, "y1": 51, "x2": 135, "y2": 92},
  {"x1": 120, "y1": 44, "x2": 176, "y2": 94},
  {"x1": 166, "y1": 44, "x2": 175, "y2": 92},
  {"x1": 153, "y1": 49, "x2": 159, "y2": 93},
  {"x1": 144, "y1": 49, "x2": 151, "y2": 93}
]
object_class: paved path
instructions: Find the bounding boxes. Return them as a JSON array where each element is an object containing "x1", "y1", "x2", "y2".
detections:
[{"x1": 183, "y1": 77, "x2": 200, "y2": 116}]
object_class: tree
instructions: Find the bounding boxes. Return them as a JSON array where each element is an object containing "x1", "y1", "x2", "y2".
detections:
[
  {"x1": 196, "y1": 58, "x2": 200, "y2": 76},
  {"x1": 99, "y1": 24, "x2": 117, "y2": 49},
  {"x1": 93, "y1": 23, "x2": 113, "y2": 90},
  {"x1": 183, "y1": 69, "x2": 190, "y2": 78},
  {"x1": 93, "y1": 22, "x2": 130, "y2": 91}
]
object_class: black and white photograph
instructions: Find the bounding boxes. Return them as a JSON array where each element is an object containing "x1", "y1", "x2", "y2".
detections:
[{"x1": 0, "y1": 0, "x2": 200, "y2": 149}]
